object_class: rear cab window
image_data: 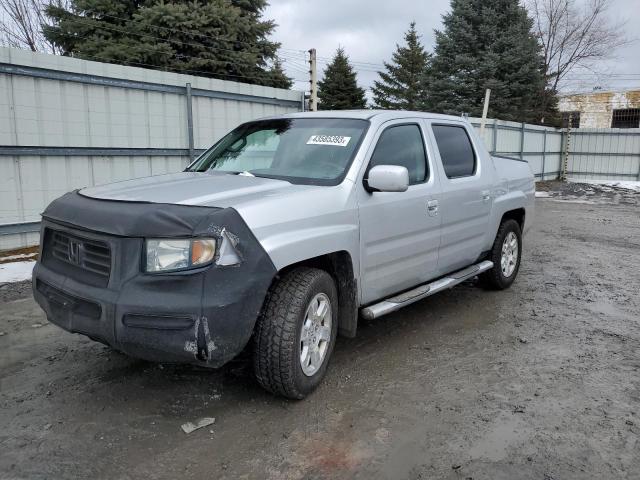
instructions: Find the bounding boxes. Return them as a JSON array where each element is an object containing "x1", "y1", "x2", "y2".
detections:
[
  {"x1": 431, "y1": 124, "x2": 476, "y2": 178},
  {"x1": 368, "y1": 124, "x2": 428, "y2": 185}
]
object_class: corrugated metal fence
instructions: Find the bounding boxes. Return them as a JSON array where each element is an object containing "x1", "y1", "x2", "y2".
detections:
[
  {"x1": 565, "y1": 128, "x2": 640, "y2": 180},
  {"x1": 471, "y1": 118, "x2": 564, "y2": 180},
  {"x1": 0, "y1": 48, "x2": 303, "y2": 250},
  {"x1": 470, "y1": 118, "x2": 640, "y2": 182},
  {"x1": 1, "y1": 48, "x2": 639, "y2": 250}
]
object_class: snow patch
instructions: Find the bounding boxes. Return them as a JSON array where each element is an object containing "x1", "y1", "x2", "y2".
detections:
[
  {"x1": 535, "y1": 191, "x2": 552, "y2": 198},
  {"x1": 582, "y1": 180, "x2": 640, "y2": 192},
  {"x1": 0, "y1": 261, "x2": 35, "y2": 283},
  {"x1": 0, "y1": 252, "x2": 37, "y2": 262}
]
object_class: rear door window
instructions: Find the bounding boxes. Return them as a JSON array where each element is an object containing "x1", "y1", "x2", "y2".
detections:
[
  {"x1": 368, "y1": 124, "x2": 428, "y2": 185},
  {"x1": 432, "y1": 125, "x2": 476, "y2": 178}
]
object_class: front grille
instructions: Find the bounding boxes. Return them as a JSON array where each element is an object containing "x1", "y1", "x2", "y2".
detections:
[{"x1": 43, "y1": 228, "x2": 112, "y2": 286}]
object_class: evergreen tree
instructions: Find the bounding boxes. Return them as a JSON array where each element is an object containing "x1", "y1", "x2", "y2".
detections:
[
  {"x1": 266, "y1": 58, "x2": 292, "y2": 89},
  {"x1": 371, "y1": 22, "x2": 430, "y2": 110},
  {"x1": 231, "y1": 0, "x2": 268, "y2": 15},
  {"x1": 43, "y1": 0, "x2": 146, "y2": 58},
  {"x1": 423, "y1": 0, "x2": 547, "y2": 122},
  {"x1": 43, "y1": 0, "x2": 292, "y2": 89},
  {"x1": 317, "y1": 48, "x2": 367, "y2": 110}
]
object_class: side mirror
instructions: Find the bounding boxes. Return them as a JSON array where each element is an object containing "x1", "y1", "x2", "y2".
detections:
[{"x1": 366, "y1": 165, "x2": 409, "y2": 192}]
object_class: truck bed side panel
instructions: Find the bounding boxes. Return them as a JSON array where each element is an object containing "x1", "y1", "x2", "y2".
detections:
[{"x1": 483, "y1": 156, "x2": 535, "y2": 251}]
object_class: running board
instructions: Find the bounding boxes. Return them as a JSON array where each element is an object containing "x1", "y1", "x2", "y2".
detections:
[{"x1": 360, "y1": 260, "x2": 494, "y2": 320}]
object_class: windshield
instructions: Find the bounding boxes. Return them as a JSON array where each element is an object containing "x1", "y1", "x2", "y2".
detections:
[{"x1": 186, "y1": 118, "x2": 369, "y2": 185}]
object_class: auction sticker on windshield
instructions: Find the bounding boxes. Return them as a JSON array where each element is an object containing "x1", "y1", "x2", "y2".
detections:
[{"x1": 307, "y1": 135, "x2": 351, "y2": 147}]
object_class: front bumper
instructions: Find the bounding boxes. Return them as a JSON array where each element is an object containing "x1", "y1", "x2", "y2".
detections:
[{"x1": 33, "y1": 208, "x2": 276, "y2": 368}]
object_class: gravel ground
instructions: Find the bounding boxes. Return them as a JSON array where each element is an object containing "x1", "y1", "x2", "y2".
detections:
[
  {"x1": 1, "y1": 190, "x2": 639, "y2": 480},
  {"x1": 0, "y1": 280, "x2": 33, "y2": 304}
]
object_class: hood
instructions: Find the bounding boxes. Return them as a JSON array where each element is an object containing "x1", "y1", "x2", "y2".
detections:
[
  {"x1": 80, "y1": 171, "x2": 317, "y2": 208},
  {"x1": 78, "y1": 171, "x2": 356, "y2": 245}
]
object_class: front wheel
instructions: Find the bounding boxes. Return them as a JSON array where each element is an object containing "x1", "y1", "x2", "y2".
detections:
[
  {"x1": 480, "y1": 219, "x2": 523, "y2": 290},
  {"x1": 253, "y1": 267, "x2": 338, "y2": 399}
]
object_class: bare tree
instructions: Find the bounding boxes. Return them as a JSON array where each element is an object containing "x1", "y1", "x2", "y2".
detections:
[
  {"x1": 528, "y1": 0, "x2": 629, "y2": 93},
  {"x1": 0, "y1": 0, "x2": 68, "y2": 53}
]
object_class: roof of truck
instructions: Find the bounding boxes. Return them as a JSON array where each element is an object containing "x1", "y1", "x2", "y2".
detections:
[{"x1": 269, "y1": 110, "x2": 469, "y2": 123}]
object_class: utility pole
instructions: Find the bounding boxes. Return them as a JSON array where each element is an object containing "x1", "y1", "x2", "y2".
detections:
[{"x1": 308, "y1": 48, "x2": 318, "y2": 112}]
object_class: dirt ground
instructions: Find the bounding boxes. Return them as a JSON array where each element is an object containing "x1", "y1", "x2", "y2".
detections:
[{"x1": 1, "y1": 186, "x2": 639, "y2": 480}]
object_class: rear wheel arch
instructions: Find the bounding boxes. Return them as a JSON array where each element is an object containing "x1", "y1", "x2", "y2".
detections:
[
  {"x1": 480, "y1": 218, "x2": 523, "y2": 290},
  {"x1": 500, "y1": 208, "x2": 526, "y2": 231}
]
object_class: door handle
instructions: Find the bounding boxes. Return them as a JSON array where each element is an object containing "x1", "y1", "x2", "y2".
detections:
[{"x1": 427, "y1": 200, "x2": 439, "y2": 216}]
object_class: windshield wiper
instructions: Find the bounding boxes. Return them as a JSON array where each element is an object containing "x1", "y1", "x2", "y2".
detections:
[
  {"x1": 216, "y1": 170, "x2": 256, "y2": 176},
  {"x1": 219, "y1": 170, "x2": 288, "y2": 182}
]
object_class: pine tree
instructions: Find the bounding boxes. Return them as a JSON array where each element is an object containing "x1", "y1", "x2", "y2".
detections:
[
  {"x1": 317, "y1": 48, "x2": 367, "y2": 110},
  {"x1": 231, "y1": 0, "x2": 268, "y2": 15},
  {"x1": 267, "y1": 58, "x2": 293, "y2": 89},
  {"x1": 43, "y1": 0, "x2": 292, "y2": 89},
  {"x1": 371, "y1": 22, "x2": 430, "y2": 110},
  {"x1": 43, "y1": 0, "x2": 147, "y2": 58},
  {"x1": 423, "y1": 0, "x2": 547, "y2": 122}
]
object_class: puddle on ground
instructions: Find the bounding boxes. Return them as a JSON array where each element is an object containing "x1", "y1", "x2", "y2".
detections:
[
  {"x1": 468, "y1": 414, "x2": 529, "y2": 462},
  {"x1": 379, "y1": 428, "x2": 428, "y2": 479},
  {"x1": 589, "y1": 301, "x2": 637, "y2": 321}
]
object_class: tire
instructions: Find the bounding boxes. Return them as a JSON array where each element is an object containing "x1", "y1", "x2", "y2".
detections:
[
  {"x1": 253, "y1": 267, "x2": 338, "y2": 399},
  {"x1": 480, "y1": 219, "x2": 523, "y2": 290}
]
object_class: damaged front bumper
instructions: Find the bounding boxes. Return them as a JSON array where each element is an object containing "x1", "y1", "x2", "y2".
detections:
[{"x1": 32, "y1": 192, "x2": 276, "y2": 367}]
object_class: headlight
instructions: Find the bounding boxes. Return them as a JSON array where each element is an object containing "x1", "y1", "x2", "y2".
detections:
[{"x1": 145, "y1": 238, "x2": 216, "y2": 272}]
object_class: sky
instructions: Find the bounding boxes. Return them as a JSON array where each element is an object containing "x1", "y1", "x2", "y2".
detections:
[{"x1": 264, "y1": 0, "x2": 640, "y2": 96}]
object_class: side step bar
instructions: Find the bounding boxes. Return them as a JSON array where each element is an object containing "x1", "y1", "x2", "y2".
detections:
[{"x1": 360, "y1": 260, "x2": 494, "y2": 320}]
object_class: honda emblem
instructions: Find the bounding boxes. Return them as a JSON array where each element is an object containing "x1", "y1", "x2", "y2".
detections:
[{"x1": 68, "y1": 240, "x2": 81, "y2": 265}]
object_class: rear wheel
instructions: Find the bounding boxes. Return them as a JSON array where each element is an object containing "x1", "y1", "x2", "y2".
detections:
[
  {"x1": 253, "y1": 267, "x2": 338, "y2": 399},
  {"x1": 480, "y1": 219, "x2": 522, "y2": 290}
]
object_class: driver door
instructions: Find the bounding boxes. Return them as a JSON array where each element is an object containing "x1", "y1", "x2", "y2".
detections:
[{"x1": 357, "y1": 120, "x2": 442, "y2": 305}]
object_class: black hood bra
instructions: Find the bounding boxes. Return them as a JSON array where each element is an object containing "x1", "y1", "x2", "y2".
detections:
[{"x1": 43, "y1": 190, "x2": 224, "y2": 238}]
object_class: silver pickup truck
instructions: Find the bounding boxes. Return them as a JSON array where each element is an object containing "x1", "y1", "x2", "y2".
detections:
[{"x1": 33, "y1": 110, "x2": 534, "y2": 399}]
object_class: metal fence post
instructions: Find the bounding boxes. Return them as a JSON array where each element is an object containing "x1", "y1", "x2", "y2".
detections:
[
  {"x1": 186, "y1": 82, "x2": 195, "y2": 162},
  {"x1": 519, "y1": 122, "x2": 525, "y2": 161},
  {"x1": 492, "y1": 119, "x2": 498, "y2": 154},
  {"x1": 561, "y1": 113, "x2": 572, "y2": 181},
  {"x1": 541, "y1": 129, "x2": 547, "y2": 180},
  {"x1": 636, "y1": 137, "x2": 640, "y2": 180}
]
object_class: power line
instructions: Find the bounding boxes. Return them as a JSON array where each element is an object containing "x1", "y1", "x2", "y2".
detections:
[
  {"x1": 72, "y1": 11, "x2": 307, "y2": 56},
  {"x1": 69, "y1": 51, "x2": 307, "y2": 85},
  {"x1": 315, "y1": 53, "x2": 385, "y2": 68},
  {"x1": 46, "y1": 12, "x2": 640, "y2": 82},
  {"x1": 49, "y1": 13, "x2": 302, "y2": 65},
  {"x1": 316, "y1": 58, "x2": 384, "y2": 72},
  {"x1": 565, "y1": 74, "x2": 640, "y2": 77},
  {"x1": 40, "y1": 12, "x2": 640, "y2": 89},
  {"x1": 37, "y1": 14, "x2": 312, "y2": 85},
  {"x1": 282, "y1": 62, "x2": 309, "y2": 76}
]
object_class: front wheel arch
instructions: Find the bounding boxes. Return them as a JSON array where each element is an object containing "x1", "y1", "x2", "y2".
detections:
[
  {"x1": 252, "y1": 267, "x2": 339, "y2": 399},
  {"x1": 267, "y1": 251, "x2": 358, "y2": 338}
]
